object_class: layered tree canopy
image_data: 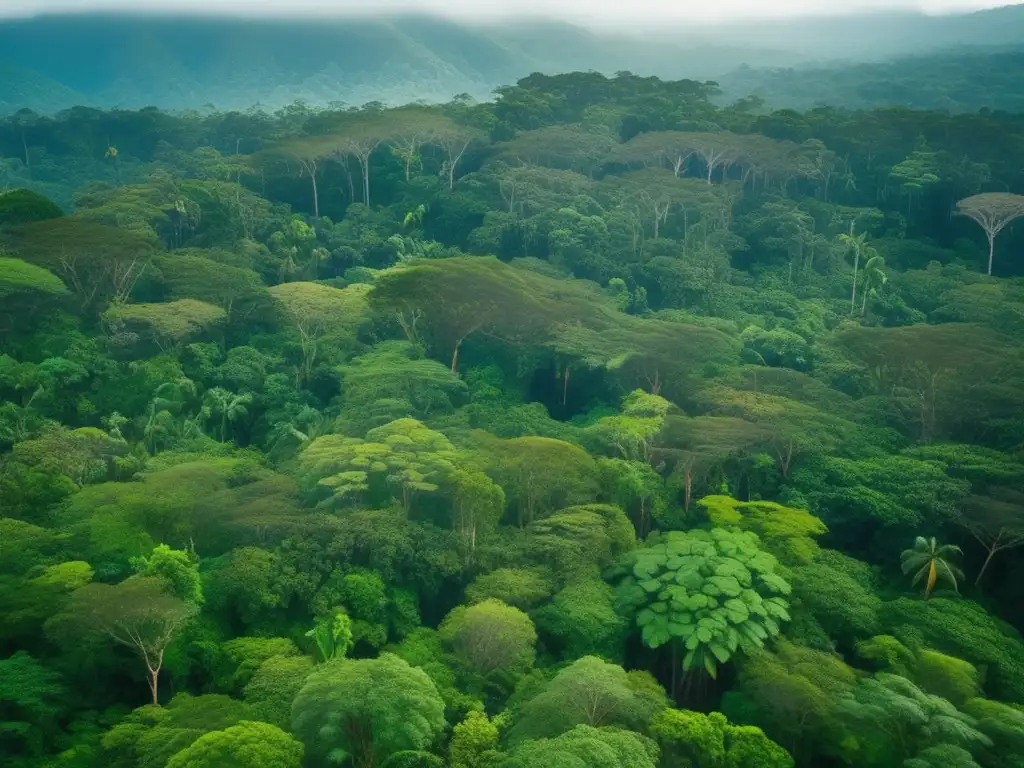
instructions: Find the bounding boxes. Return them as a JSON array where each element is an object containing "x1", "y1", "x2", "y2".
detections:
[{"x1": 3, "y1": 65, "x2": 1024, "y2": 768}]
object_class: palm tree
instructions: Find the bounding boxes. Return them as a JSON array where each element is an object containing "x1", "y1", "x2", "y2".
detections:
[
  {"x1": 203, "y1": 387, "x2": 252, "y2": 442},
  {"x1": 860, "y1": 255, "x2": 887, "y2": 316},
  {"x1": 839, "y1": 229, "x2": 880, "y2": 314},
  {"x1": 143, "y1": 378, "x2": 197, "y2": 454},
  {"x1": 901, "y1": 536, "x2": 964, "y2": 600}
]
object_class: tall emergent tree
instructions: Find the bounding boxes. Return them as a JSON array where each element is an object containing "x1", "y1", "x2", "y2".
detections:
[
  {"x1": 838, "y1": 229, "x2": 879, "y2": 314},
  {"x1": 267, "y1": 282, "x2": 370, "y2": 385},
  {"x1": 258, "y1": 134, "x2": 338, "y2": 218},
  {"x1": 955, "y1": 193, "x2": 1024, "y2": 275},
  {"x1": 51, "y1": 576, "x2": 197, "y2": 705}
]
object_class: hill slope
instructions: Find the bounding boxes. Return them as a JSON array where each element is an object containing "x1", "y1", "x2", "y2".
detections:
[
  {"x1": 0, "y1": 14, "x2": 799, "y2": 114},
  {"x1": 2, "y1": 6, "x2": 1024, "y2": 114},
  {"x1": 717, "y1": 46, "x2": 1024, "y2": 113}
]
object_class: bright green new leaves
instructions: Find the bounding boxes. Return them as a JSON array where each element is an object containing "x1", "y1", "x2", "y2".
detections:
[
  {"x1": 299, "y1": 418, "x2": 458, "y2": 510},
  {"x1": 589, "y1": 390, "x2": 676, "y2": 463},
  {"x1": 650, "y1": 708, "x2": 793, "y2": 768},
  {"x1": 0, "y1": 256, "x2": 67, "y2": 300},
  {"x1": 450, "y1": 710, "x2": 502, "y2": 768},
  {"x1": 306, "y1": 608, "x2": 354, "y2": 662},
  {"x1": 698, "y1": 495, "x2": 827, "y2": 566},
  {"x1": 165, "y1": 721, "x2": 303, "y2": 768},
  {"x1": 290, "y1": 653, "x2": 445, "y2": 768},
  {"x1": 856, "y1": 637, "x2": 983, "y2": 706},
  {"x1": 611, "y1": 528, "x2": 791, "y2": 678},
  {"x1": 502, "y1": 725, "x2": 659, "y2": 768},
  {"x1": 131, "y1": 544, "x2": 203, "y2": 604},
  {"x1": 439, "y1": 599, "x2": 536, "y2": 678}
]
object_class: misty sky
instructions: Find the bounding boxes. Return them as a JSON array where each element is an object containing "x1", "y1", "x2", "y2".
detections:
[{"x1": 0, "y1": 0, "x2": 1019, "y2": 24}]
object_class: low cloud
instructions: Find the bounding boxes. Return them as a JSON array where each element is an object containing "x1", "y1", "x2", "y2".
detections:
[{"x1": 0, "y1": 0, "x2": 1017, "y2": 25}]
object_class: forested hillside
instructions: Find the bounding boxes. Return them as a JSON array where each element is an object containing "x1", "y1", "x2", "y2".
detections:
[
  {"x1": 718, "y1": 46, "x2": 1024, "y2": 113},
  {"x1": 3, "y1": 5, "x2": 1024, "y2": 114},
  {"x1": 0, "y1": 13, "x2": 798, "y2": 114},
  {"x1": 3, "y1": 70, "x2": 1024, "y2": 768}
]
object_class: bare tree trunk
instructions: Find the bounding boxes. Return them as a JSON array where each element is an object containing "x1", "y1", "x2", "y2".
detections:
[
  {"x1": 21, "y1": 130, "x2": 31, "y2": 179},
  {"x1": 671, "y1": 642, "x2": 678, "y2": 702},
  {"x1": 850, "y1": 250, "x2": 859, "y2": 313},
  {"x1": 148, "y1": 667, "x2": 159, "y2": 706},
  {"x1": 976, "y1": 544, "x2": 998, "y2": 586},
  {"x1": 145, "y1": 649, "x2": 164, "y2": 706},
  {"x1": 451, "y1": 337, "x2": 464, "y2": 374},
  {"x1": 307, "y1": 162, "x2": 320, "y2": 218}
]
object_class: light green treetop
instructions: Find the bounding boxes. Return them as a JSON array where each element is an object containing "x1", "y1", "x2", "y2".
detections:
[
  {"x1": 291, "y1": 653, "x2": 446, "y2": 768},
  {"x1": 502, "y1": 724, "x2": 659, "y2": 768},
  {"x1": 299, "y1": 418, "x2": 458, "y2": 510},
  {"x1": 611, "y1": 528, "x2": 791, "y2": 679},
  {"x1": 165, "y1": 721, "x2": 303, "y2": 768},
  {"x1": 651, "y1": 708, "x2": 793, "y2": 768}
]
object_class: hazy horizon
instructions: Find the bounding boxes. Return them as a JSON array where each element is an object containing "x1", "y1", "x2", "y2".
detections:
[{"x1": 1, "y1": 0, "x2": 1020, "y2": 25}]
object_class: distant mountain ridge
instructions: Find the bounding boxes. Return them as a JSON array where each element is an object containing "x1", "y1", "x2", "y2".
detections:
[
  {"x1": 2, "y1": 7, "x2": 1024, "y2": 114},
  {"x1": 716, "y1": 45, "x2": 1024, "y2": 113}
]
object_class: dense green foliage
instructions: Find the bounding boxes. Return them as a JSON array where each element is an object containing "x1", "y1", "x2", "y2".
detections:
[
  {"x1": 3, "y1": 63, "x2": 1024, "y2": 768},
  {"x1": 718, "y1": 47, "x2": 1024, "y2": 113}
]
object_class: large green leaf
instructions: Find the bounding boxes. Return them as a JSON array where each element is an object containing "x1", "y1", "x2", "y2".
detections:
[
  {"x1": 723, "y1": 598, "x2": 750, "y2": 624},
  {"x1": 708, "y1": 641, "x2": 731, "y2": 664}
]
